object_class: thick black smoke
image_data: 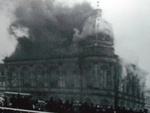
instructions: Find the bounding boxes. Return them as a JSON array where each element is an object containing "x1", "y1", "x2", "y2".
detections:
[{"x1": 9, "y1": 0, "x2": 93, "y2": 60}]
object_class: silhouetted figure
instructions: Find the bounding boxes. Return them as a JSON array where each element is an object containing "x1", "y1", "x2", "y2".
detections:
[
  {"x1": 10, "y1": 95, "x2": 16, "y2": 108},
  {"x1": 3, "y1": 96, "x2": 7, "y2": 107},
  {"x1": 144, "y1": 109, "x2": 148, "y2": 113}
]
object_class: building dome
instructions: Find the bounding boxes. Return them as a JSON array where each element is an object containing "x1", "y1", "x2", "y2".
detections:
[{"x1": 74, "y1": 9, "x2": 114, "y2": 46}]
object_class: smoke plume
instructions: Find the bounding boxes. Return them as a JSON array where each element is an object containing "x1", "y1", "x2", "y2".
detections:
[{"x1": 8, "y1": 0, "x2": 93, "y2": 60}]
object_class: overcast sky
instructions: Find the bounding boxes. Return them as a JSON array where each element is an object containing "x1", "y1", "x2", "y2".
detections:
[{"x1": 0, "y1": 0, "x2": 150, "y2": 87}]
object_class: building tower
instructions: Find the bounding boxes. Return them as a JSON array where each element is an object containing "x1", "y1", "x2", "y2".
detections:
[{"x1": 72, "y1": 1, "x2": 121, "y2": 106}]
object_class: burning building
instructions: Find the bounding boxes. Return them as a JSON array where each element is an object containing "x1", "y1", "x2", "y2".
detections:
[{"x1": 0, "y1": 0, "x2": 147, "y2": 109}]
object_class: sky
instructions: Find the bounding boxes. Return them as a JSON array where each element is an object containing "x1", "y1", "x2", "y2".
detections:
[{"x1": 0, "y1": 0, "x2": 150, "y2": 87}]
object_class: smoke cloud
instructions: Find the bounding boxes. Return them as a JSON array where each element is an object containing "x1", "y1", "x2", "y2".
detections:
[{"x1": 8, "y1": 0, "x2": 93, "y2": 60}]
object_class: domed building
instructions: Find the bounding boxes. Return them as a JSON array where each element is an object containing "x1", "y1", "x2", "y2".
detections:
[
  {"x1": 73, "y1": 9, "x2": 114, "y2": 57},
  {"x1": 74, "y1": 9, "x2": 114, "y2": 45},
  {"x1": 0, "y1": 8, "x2": 147, "y2": 109}
]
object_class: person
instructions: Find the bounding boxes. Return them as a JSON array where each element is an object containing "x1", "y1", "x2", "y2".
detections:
[
  {"x1": 10, "y1": 95, "x2": 16, "y2": 108},
  {"x1": 107, "y1": 106, "x2": 114, "y2": 113},
  {"x1": 144, "y1": 109, "x2": 148, "y2": 113},
  {"x1": 0, "y1": 96, "x2": 4, "y2": 107},
  {"x1": 3, "y1": 96, "x2": 8, "y2": 107}
]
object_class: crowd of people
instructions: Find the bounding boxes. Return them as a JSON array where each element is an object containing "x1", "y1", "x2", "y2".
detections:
[
  {"x1": 0, "y1": 94, "x2": 148, "y2": 113},
  {"x1": 44, "y1": 98, "x2": 148, "y2": 113}
]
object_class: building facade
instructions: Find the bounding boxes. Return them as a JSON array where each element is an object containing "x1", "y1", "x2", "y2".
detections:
[
  {"x1": 0, "y1": 9, "x2": 147, "y2": 109},
  {"x1": 145, "y1": 90, "x2": 150, "y2": 111},
  {"x1": 118, "y1": 63, "x2": 146, "y2": 109}
]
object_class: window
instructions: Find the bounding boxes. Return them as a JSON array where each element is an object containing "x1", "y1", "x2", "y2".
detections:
[
  {"x1": 24, "y1": 70, "x2": 32, "y2": 87},
  {"x1": 59, "y1": 76, "x2": 65, "y2": 88},
  {"x1": 101, "y1": 99, "x2": 109, "y2": 107},
  {"x1": 10, "y1": 68, "x2": 19, "y2": 87},
  {"x1": 86, "y1": 64, "x2": 95, "y2": 89},
  {"x1": 50, "y1": 75, "x2": 58, "y2": 88},
  {"x1": 99, "y1": 65, "x2": 108, "y2": 89},
  {"x1": 34, "y1": 66, "x2": 46, "y2": 88},
  {"x1": 12, "y1": 75, "x2": 18, "y2": 87},
  {"x1": 74, "y1": 76, "x2": 80, "y2": 88}
]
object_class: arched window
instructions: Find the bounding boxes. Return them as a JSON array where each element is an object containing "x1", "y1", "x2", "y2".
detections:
[
  {"x1": 86, "y1": 64, "x2": 95, "y2": 89},
  {"x1": 86, "y1": 98, "x2": 92, "y2": 104},
  {"x1": 47, "y1": 65, "x2": 59, "y2": 88},
  {"x1": 120, "y1": 101, "x2": 125, "y2": 107},
  {"x1": 45, "y1": 65, "x2": 51, "y2": 75},
  {"x1": 21, "y1": 66, "x2": 33, "y2": 87},
  {"x1": 0, "y1": 67, "x2": 5, "y2": 87},
  {"x1": 73, "y1": 64, "x2": 80, "y2": 88},
  {"x1": 101, "y1": 99, "x2": 109, "y2": 107},
  {"x1": 45, "y1": 65, "x2": 51, "y2": 87},
  {"x1": 34, "y1": 65, "x2": 46, "y2": 88},
  {"x1": 132, "y1": 76, "x2": 136, "y2": 96},
  {"x1": 63, "y1": 64, "x2": 74, "y2": 89},
  {"x1": 9, "y1": 67, "x2": 18, "y2": 87},
  {"x1": 99, "y1": 65, "x2": 108, "y2": 89}
]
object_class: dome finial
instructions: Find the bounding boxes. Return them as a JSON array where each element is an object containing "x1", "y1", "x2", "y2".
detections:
[
  {"x1": 95, "y1": 0, "x2": 102, "y2": 17},
  {"x1": 95, "y1": 0, "x2": 101, "y2": 45},
  {"x1": 97, "y1": 0, "x2": 100, "y2": 9}
]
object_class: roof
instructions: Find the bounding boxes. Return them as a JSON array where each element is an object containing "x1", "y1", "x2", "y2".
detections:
[{"x1": 4, "y1": 91, "x2": 30, "y2": 96}]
